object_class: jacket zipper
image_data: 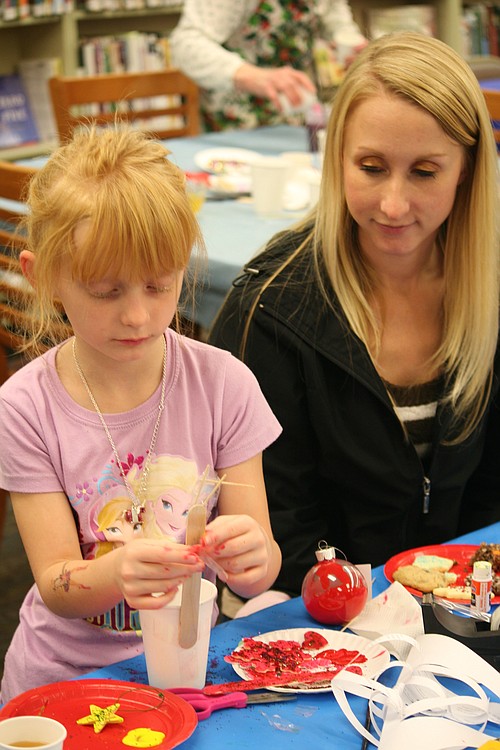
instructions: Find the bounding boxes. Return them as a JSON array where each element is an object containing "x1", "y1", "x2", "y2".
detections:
[{"x1": 423, "y1": 476, "x2": 431, "y2": 514}]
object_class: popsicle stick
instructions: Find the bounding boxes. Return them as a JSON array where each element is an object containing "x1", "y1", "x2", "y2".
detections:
[{"x1": 179, "y1": 503, "x2": 207, "y2": 649}]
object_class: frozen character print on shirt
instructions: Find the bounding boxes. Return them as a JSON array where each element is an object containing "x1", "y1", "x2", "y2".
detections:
[
  {"x1": 91, "y1": 485, "x2": 163, "y2": 559},
  {"x1": 71, "y1": 454, "x2": 220, "y2": 632},
  {"x1": 136, "y1": 454, "x2": 218, "y2": 540}
]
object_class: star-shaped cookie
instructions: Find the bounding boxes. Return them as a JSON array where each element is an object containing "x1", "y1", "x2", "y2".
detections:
[{"x1": 76, "y1": 702, "x2": 124, "y2": 733}]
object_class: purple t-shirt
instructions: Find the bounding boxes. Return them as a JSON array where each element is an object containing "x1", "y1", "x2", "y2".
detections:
[{"x1": 0, "y1": 329, "x2": 281, "y2": 702}]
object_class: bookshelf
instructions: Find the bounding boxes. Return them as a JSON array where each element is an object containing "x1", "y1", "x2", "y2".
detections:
[
  {"x1": 0, "y1": 6, "x2": 182, "y2": 76},
  {"x1": 351, "y1": 0, "x2": 464, "y2": 51},
  {"x1": 0, "y1": 4, "x2": 181, "y2": 156}
]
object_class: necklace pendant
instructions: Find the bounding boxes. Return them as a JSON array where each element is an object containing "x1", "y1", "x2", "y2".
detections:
[{"x1": 125, "y1": 505, "x2": 145, "y2": 525}]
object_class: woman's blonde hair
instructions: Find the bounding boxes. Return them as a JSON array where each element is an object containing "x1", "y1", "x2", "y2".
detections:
[
  {"x1": 246, "y1": 32, "x2": 499, "y2": 443},
  {"x1": 21, "y1": 125, "x2": 204, "y2": 353}
]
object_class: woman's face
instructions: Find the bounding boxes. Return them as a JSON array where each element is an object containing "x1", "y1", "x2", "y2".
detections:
[{"x1": 342, "y1": 92, "x2": 465, "y2": 266}]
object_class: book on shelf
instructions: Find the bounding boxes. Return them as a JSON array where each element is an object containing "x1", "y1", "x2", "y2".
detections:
[
  {"x1": 461, "y1": 3, "x2": 500, "y2": 56},
  {"x1": 0, "y1": 74, "x2": 39, "y2": 149},
  {"x1": 2, "y1": 0, "x2": 73, "y2": 21},
  {"x1": 75, "y1": 32, "x2": 180, "y2": 132},
  {"x1": 18, "y1": 57, "x2": 61, "y2": 143},
  {"x1": 366, "y1": 5, "x2": 437, "y2": 39},
  {"x1": 78, "y1": 31, "x2": 170, "y2": 75}
]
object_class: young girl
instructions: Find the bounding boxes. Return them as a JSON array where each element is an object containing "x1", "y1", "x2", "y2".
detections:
[{"x1": 0, "y1": 126, "x2": 282, "y2": 703}]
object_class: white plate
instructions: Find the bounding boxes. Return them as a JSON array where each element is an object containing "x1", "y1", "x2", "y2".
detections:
[
  {"x1": 229, "y1": 627, "x2": 390, "y2": 694},
  {"x1": 194, "y1": 147, "x2": 262, "y2": 174}
]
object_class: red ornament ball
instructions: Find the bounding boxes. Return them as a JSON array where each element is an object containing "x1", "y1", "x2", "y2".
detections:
[{"x1": 301, "y1": 553, "x2": 368, "y2": 625}]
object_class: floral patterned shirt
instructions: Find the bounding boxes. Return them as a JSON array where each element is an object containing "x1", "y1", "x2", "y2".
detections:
[{"x1": 170, "y1": 0, "x2": 362, "y2": 130}]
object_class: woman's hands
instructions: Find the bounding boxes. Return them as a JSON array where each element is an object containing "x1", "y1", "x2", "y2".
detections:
[{"x1": 234, "y1": 63, "x2": 315, "y2": 111}]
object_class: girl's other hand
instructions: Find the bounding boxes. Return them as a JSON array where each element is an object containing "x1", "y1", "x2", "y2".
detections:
[
  {"x1": 202, "y1": 515, "x2": 271, "y2": 589},
  {"x1": 113, "y1": 537, "x2": 205, "y2": 610}
]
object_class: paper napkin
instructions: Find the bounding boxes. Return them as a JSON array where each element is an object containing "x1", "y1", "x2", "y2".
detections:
[{"x1": 347, "y1": 581, "x2": 424, "y2": 658}]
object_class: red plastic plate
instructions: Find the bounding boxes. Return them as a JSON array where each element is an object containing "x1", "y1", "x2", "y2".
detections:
[
  {"x1": 384, "y1": 543, "x2": 499, "y2": 603},
  {"x1": 0, "y1": 679, "x2": 198, "y2": 749}
]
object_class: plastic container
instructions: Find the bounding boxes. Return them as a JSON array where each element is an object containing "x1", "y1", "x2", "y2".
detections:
[{"x1": 470, "y1": 560, "x2": 493, "y2": 614}]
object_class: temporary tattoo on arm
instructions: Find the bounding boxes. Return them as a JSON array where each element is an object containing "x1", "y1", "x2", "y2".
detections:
[{"x1": 53, "y1": 562, "x2": 91, "y2": 593}]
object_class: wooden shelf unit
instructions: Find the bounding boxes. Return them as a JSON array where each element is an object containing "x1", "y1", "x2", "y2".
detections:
[{"x1": 0, "y1": 4, "x2": 182, "y2": 76}]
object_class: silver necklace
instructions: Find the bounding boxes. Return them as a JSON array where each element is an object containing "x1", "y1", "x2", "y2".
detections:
[{"x1": 72, "y1": 336, "x2": 167, "y2": 524}]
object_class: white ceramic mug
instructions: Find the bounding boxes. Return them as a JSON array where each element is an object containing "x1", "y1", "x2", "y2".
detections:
[{"x1": 250, "y1": 156, "x2": 290, "y2": 218}]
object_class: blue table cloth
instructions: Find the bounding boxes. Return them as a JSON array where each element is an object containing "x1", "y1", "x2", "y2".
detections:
[{"x1": 80, "y1": 522, "x2": 500, "y2": 749}]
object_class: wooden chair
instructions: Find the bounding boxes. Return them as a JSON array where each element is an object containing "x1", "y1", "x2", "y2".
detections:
[
  {"x1": 0, "y1": 162, "x2": 72, "y2": 542},
  {"x1": 0, "y1": 161, "x2": 38, "y2": 541},
  {"x1": 49, "y1": 69, "x2": 201, "y2": 143},
  {"x1": 482, "y1": 88, "x2": 500, "y2": 145}
]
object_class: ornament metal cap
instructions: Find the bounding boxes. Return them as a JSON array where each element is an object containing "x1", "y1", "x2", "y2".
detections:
[
  {"x1": 315, "y1": 540, "x2": 337, "y2": 561},
  {"x1": 314, "y1": 540, "x2": 349, "y2": 562}
]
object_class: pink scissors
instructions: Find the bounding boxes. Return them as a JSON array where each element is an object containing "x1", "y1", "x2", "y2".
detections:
[{"x1": 168, "y1": 687, "x2": 296, "y2": 720}]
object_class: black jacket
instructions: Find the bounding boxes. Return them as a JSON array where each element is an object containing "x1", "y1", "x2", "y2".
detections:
[{"x1": 209, "y1": 227, "x2": 500, "y2": 597}]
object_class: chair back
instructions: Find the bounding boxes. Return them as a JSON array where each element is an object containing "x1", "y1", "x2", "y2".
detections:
[
  {"x1": 49, "y1": 69, "x2": 201, "y2": 143},
  {"x1": 0, "y1": 161, "x2": 38, "y2": 538},
  {"x1": 0, "y1": 161, "x2": 38, "y2": 376},
  {"x1": 482, "y1": 88, "x2": 500, "y2": 144}
]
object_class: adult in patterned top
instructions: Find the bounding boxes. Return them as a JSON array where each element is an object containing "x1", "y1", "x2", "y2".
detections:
[
  {"x1": 169, "y1": 0, "x2": 366, "y2": 131},
  {"x1": 209, "y1": 32, "x2": 500, "y2": 605},
  {"x1": 0, "y1": 125, "x2": 282, "y2": 702}
]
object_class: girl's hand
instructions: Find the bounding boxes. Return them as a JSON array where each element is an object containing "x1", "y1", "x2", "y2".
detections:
[
  {"x1": 112, "y1": 538, "x2": 205, "y2": 610},
  {"x1": 201, "y1": 515, "x2": 271, "y2": 589}
]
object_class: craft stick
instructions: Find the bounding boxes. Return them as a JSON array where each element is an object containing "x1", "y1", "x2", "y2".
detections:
[{"x1": 179, "y1": 503, "x2": 207, "y2": 649}]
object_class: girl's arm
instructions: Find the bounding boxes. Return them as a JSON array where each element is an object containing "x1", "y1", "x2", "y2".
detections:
[
  {"x1": 10, "y1": 489, "x2": 204, "y2": 618},
  {"x1": 203, "y1": 453, "x2": 282, "y2": 600}
]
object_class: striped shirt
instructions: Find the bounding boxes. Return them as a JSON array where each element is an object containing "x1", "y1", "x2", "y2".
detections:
[{"x1": 384, "y1": 377, "x2": 443, "y2": 464}]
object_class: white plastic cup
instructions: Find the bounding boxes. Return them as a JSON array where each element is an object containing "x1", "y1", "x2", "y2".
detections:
[
  {"x1": 0, "y1": 716, "x2": 67, "y2": 749},
  {"x1": 280, "y1": 151, "x2": 312, "y2": 180},
  {"x1": 139, "y1": 578, "x2": 217, "y2": 690},
  {"x1": 278, "y1": 87, "x2": 317, "y2": 116},
  {"x1": 250, "y1": 156, "x2": 290, "y2": 218},
  {"x1": 334, "y1": 29, "x2": 366, "y2": 67}
]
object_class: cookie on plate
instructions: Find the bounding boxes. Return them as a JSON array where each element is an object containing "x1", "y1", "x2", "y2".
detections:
[
  {"x1": 393, "y1": 565, "x2": 456, "y2": 593},
  {"x1": 413, "y1": 554, "x2": 456, "y2": 572}
]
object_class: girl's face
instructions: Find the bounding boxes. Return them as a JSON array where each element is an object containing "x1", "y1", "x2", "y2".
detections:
[
  {"x1": 343, "y1": 92, "x2": 465, "y2": 265},
  {"x1": 56, "y1": 221, "x2": 183, "y2": 364}
]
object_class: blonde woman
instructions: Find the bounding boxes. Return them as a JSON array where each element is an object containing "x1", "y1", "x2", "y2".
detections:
[{"x1": 210, "y1": 32, "x2": 500, "y2": 601}]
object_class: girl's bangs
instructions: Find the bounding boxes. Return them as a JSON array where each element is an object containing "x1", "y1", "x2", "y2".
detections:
[{"x1": 69, "y1": 196, "x2": 198, "y2": 284}]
